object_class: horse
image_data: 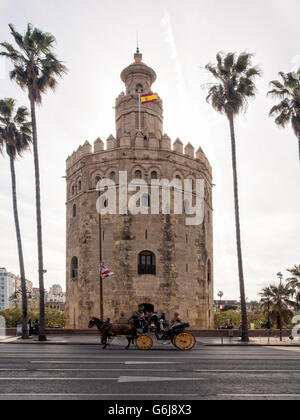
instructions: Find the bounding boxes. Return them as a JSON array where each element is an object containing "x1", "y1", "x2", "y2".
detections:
[{"x1": 88, "y1": 317, "x2": 137, "y2": 349}]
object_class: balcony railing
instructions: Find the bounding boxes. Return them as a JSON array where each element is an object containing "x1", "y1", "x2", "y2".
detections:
[{"x1": 138, "y1": 264, "x2": 156, "y2": 275}]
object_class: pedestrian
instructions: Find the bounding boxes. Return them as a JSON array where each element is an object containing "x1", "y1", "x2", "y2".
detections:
[
  {"x1": 28, "y1": 318, "x2": 33, "y2": 336},
  {"x1": 33, "y1": 319, "x2": 39, "y2": 335}
]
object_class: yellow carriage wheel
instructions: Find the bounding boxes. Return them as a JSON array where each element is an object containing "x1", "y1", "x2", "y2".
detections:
[
  {"x1": 136, "y1": 335, "x2": 153, "y2": 350},
  {"x1": 173, "y1": 332, "x2": 196, "y2": 351}
]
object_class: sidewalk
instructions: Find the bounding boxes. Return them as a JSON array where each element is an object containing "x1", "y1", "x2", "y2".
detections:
[{"x1": 1, "y1": 335, "x2": 300, "y2": 347}]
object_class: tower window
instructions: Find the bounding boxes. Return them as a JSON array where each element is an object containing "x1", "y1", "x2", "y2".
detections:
[
  {"x1": 184, "y1": 199, "x2": 190, "y2": 214},
  {"x1": 151, "y1": 171, "x2": 158, "y2": 180},
  {"x1": 207, "y1": 259, "x2": 211, "y2": 284},
  {"x1": 138, "y1": 251, "x2": 156, "y2": 275},
  {"x1": 72, "y1": 204, "x2": 76, "y2": 217},
  {"x1": 71, "y1": 185, "x2": 75, "y2": 196},
  {"x1": 78, "y1": 180, "x2": 82, "y2": 191},
  {"x1": 95, "y1": 175, "x2": 102, "y2": 187},
  {"x1": 142, "y1": 194, "x2": 150, "y2": 207},
  {"x1": 71, "y1": 257, "x2": 78, "y2": 279},
  {"x1": 134, "y1": 170, "x2": 142, "y2": 179},
  {"x1": 136, "y1": 84, "x2": 144, "y2": 93}
]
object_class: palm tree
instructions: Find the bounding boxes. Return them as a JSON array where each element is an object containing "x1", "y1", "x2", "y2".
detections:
[
  {"x1": 0, "y1": 24, "x2": 67, "y2": 340},
  {"x1": 205, "y1": 52, "x2": 261, "y2": 341},
  {"x1": 259, "y1": 284, "x2": 294, "y2": 328},
  {"x1": 0, "y1": 98, "x2": 32, "y2": 339},
  {"x1": 286, "y1": 264, "x2": 300, "y2": 305},
  {"x1": 268, "y1": 71, "x2": 300, "y2": 166}
]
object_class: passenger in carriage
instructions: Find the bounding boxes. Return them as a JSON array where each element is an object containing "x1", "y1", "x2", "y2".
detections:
[{"x1": 170, "y1": 312, "x2": 181, "y2": 328}]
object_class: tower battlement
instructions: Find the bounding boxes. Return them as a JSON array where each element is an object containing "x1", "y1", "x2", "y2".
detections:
[{"x1": 66, "y1": 135, "x2": 211, "y2": 176}]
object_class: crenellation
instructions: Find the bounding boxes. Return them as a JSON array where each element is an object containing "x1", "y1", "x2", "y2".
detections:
[
  {"x1": 106, "y1": 134, "x2": 116, "y2": 150},
  {"x1": 120, "y1": 132, "x2": 131, "y2": 148},
  {"x1": 173, "y1": 138, "x2": 183, "y2": 154},
  {"x1": 81, "y1": 140, "x2": 92, "y2": 156},
  {"x1": 94, "y1": 137, "x2": 104, "y2": 153},
  {"x1": 184, "y1": 142, "x2": 195, "y2": 158},
  {"x1": 135, "y1": 131, "x2": 144, "y2": 148},
  {"x1": 161, "y1": 133, "x2": 171, "y2": 150},
  {"x1": 148, "y1": 132, "x2": 159, "y2": 149}
]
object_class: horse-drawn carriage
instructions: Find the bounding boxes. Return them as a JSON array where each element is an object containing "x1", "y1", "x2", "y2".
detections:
[{"x1": 88, "y1": 314, "x2": 196, "y2": 351}]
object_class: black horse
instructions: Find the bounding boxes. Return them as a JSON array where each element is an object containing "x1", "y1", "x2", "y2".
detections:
[{"x1": 88, "y1": 317, "x2": 137, "y2": 349}]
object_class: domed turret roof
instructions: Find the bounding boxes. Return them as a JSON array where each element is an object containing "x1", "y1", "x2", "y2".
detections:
[{"x1": 120, "y1": 50, "x2": 157, "y2": 85}]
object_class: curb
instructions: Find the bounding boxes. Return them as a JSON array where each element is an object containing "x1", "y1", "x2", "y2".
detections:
[{"x1": 1, "y1": 338, "x2": 299, "y2": 348}]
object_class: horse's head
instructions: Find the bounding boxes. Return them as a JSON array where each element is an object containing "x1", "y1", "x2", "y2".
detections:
[{"x1": 88, "y1": 317, "x2": 98, "y2": 328}]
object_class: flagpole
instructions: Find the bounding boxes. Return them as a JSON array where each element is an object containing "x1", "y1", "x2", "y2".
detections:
[
  {"x1": 98, "y1": 190, "x2": 104, "y2": 321},
  {"x1": 138, "y1": 93, "x2": 141, "y2": 132}
]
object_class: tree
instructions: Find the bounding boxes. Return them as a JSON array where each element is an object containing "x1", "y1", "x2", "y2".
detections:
[
  {"x1": 286, "y1": 264, "x2": 300, "y2": 305},
  {"x1": 0, "y1": 98, "x2": 32, "y2": 339},
  {"x1": 0, "y1": 24, "x2": 67, "y2": 341},
  {"x1": 205, "y1": 52, "x2": 261, "y2": 341},
  {"x1": 268, "y1": 71, "x2": 300, "y2": 166},
  {"x1": 259, "y1": 285, "x2": 294, "y2": 328}
]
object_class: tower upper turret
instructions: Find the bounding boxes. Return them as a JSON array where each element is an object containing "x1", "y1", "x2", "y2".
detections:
[
  {"x1": 120, "y1": 50, "x2": 157, "y2": 95},
  {"x1": 116, "y1": 51, "x2": 163, "y2": 142}
]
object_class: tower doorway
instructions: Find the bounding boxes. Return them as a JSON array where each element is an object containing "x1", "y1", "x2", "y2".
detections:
[{"x1": 138, "y1": 303, "x2": 154, "y2": 313}]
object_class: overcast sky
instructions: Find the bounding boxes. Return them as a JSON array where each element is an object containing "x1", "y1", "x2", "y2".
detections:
[{"x1": 0, "y1": 0, "x2": 299, "y2": 300}]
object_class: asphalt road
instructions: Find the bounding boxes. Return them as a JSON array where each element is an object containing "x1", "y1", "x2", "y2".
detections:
[{"x1": 0, "y1": 342, "x2": 300, "y2": 400}]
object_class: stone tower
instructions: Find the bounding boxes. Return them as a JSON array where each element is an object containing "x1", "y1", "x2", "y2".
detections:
[{"x1": 65, "y1": 51, "x2": 213, "y2": 329}]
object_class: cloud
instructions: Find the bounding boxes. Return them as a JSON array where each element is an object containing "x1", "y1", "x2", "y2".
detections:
[{"x1": 161, "y1": 10, "x2": 186, "y2": 97}]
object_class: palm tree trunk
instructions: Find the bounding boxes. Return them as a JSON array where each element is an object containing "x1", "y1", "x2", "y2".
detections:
[
  {"x1": 228, "y1": 114, "x2": 249, "y2": 342},
  {"x1": 9, "y1": 154, "x2": 28, "y2": 339},
  {"x1": 29, "y1": 95, "x2": 46, "y2": 341}
]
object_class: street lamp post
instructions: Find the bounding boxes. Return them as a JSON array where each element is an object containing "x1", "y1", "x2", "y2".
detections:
[
  {"x1": 267, "y1": 297, "x2": 271, "y2": 330},
  {"x1": 277, "y1": 272, "x2": 283, "y2": 342}
]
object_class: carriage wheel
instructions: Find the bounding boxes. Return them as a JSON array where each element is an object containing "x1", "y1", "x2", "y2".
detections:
[
  {"x1": 173, "y1": 332, "x2": 196, "y2": 351},
  {"x1": 136, "y1": 335, "x2": 153, "y2": 350}
]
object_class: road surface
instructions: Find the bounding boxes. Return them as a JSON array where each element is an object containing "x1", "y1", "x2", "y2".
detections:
[{"x1": 0, "y1": 342, "x2": 299, "y2": 400}]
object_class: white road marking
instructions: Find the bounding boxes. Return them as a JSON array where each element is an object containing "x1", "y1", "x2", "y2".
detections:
[
  {"x1": 30, "y1": 361, "x2": 124, "y2": 364},
  {"x1": 125, "y1": 361, "x2": 182, "y2": 364},
  {"x1": 118, "y1": 376, "x2": 206, "y2": 383},
  {"x1": 35, "y1": 368, "x2": 178, "y2": 372},
  {"x1": 194, "y1": 369, "x2": 300, "y2": 373},
  {"x1": 219, "y1": 394, "x2": 300, "y2": 397},
  {"x1": 0, "y1": 377, "x2": 117, "y2": 380},
  {"x1": 0, "y1": 393, "x2": 199, "y2": 397}
]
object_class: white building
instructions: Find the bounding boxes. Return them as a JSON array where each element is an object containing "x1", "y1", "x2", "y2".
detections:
[
  {"x1": 0, "y1": 268, "x2": 16, "y2": 311},
  {"x1": 46, "y1": 284, "x2": 66, "y2": 311}
]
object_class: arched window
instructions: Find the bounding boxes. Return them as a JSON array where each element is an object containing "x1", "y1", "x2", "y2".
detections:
[
  {"x1": 95, "y1": 175, "x2": 102, "y2": 187},
  {"x1": 72, "y1": 204, "x2": 76, "y2": 217},
  {"x1": 142, "y1": 194, "x2": 150, "y2": 207},
  {"x1": 207, "y1": 260, "x2": 211, "y2": 284},
  {"x1": 134, "y1": 170, "x2": 142, "y2": 179},
  {"x1": 175, "y1": 174, "x2": 181, "y2": 181},
  {"x1": 71, "y1": 185, "x2": 75, "y2": 196},
  {"x1": 136, "y1": 84, "x2": 144, "y2": 93},
  {"x1": 110, "y1": 171, "x2": 116, "y2": 182},
  {"x1": 78, "y1": 180, "x2": 82, "y2": 191},
  {"x1": 71, "y1": 257, "x2": 78, "y2": 279},
  {"x1": 183, "y1": 199, "x2": 190, "y2": 214},
  {"x1": 138, "y1": 251, "x2": 156, "y2": 275},
  {"x1": 151, "y1": 171, "x2": 158, "y2": 180}
]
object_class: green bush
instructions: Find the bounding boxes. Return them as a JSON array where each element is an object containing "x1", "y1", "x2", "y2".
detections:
[
  {"x1": 0, "y1": 308, "x2": 66, "y2": 328},
  {"x1": 214, "y1": 310, "x2": 268, "y2": 329}
]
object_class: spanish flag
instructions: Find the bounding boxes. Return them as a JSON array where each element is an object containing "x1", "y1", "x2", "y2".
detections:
[{"x1": 140, "y1": 93, "x2": 158, "y2": 104}]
